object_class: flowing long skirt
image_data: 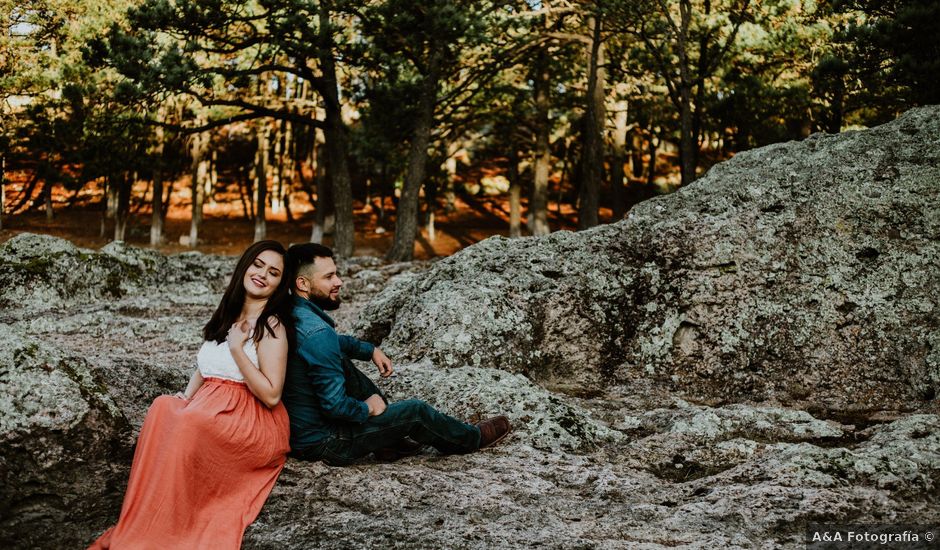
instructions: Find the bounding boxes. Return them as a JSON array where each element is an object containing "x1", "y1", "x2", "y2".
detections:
[{"x1": 90, "y1": 378, "x2": 291, "y2": 550}]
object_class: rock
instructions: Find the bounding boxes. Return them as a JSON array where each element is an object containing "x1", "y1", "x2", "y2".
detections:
[
  {"x1": 355, "y1": 106, "x2": 940, "y2": 410},
  {"x1": 0, "y1": 325, "x2": 131, "y2": 548},
  {"x1": 0, "y1": 233, "x2": 232, "y2": 318},
  {"x1": 243, "y1": 409, "x2": 940, "y2": 549}
]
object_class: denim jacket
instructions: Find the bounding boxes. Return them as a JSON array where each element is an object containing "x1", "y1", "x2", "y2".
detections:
[{"x1": 282, "y1": 295, "x2": 375, "y2": 451}]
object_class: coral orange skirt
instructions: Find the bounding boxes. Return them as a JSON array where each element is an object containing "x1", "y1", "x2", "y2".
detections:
[{"x1": 90, "y1": 378, "x2": 290, "y2": 550}]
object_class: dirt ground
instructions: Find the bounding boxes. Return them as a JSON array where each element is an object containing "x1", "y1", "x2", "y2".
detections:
[{"x1": 0, "y1": 176, "x2": 602, "y2": 258}]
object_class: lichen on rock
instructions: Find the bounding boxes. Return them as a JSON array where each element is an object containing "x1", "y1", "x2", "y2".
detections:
[
  {"x1": 0, "y1": 325, "x2": 131, "y2": 548},
  {"x1": 356, "y1": 106, "x2": 940, "y2": 410}
]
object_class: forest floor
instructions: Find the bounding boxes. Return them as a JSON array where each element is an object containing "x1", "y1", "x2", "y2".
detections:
[{"x1": 0, "y1": 173, "x2": 623, "y2": 258}]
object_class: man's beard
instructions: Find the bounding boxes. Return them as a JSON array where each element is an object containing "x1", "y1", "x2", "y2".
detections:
[{"x1": 312, "y1": 293, "x2": 342, "y2": 311}]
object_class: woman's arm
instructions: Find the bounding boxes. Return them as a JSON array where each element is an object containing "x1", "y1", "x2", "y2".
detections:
[
  {"x1": 228, "y1": 319, "x2": 288, "y2": 408},
  {"x1": 177, "y1": 367, "x2": 204, "y2": 400}
]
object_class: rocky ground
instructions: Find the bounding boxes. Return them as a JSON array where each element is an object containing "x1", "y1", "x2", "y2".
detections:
[{"x1": 2, "y1": 107, "x2": 939, "y2": 549}]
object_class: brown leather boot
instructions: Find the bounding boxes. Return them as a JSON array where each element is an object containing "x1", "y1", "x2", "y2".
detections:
[{"x1": 476, "y1": 416, "x2": 511, "y2": 449}]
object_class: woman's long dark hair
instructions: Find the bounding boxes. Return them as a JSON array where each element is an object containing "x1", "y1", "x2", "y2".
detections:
[{"x1": 203, "y1": 240, "x2": 294, "y2": 345}]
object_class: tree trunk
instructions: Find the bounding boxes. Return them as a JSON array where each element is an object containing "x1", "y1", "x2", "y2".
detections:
[
  {"x1": 238, "y1": 166, "x2": 252, "y2": 221},
  {"x1": 678, "y1": 80, "x2": 695, "y2": 185},
  {"x1": 423, "y1": 169, "x2": 438, "y2": 243},
  {"x1": 830, "y1": 79, "x2": 844, "y2": 133},
  {"x1": 443, "y1": 144, "x2": 458, "y2": 214},
  {"x1": 557, "y1": 138, "x2": 571, "y2": 214},
  {"x1": 611, "y1": 99, "x2": 629, "y2": 220},
  {"x1": 318, "y1": 5, "x2": 355, "y2": 258},
  {"x1": 150, "y1": 126, "x2": 165, "y2": 246},
  {"x1": 114, "y1": 172, "x2": 131, "y2": 241},
  {"x1": 189, "y1": 132, "x2": 208, "y2": 247},
  {"x1": 271, "y1": 120, "x2": 284, "y2": 215},
  {"x1": 100, "y1": 177, "x2": 108, "y2": 237},
  {"x1": 311, "y1": 145, "x2": 335, "y2": 243},
  {"x1": 530, "y1": 44, "x2": 551, "y2": 237},
  {"x1": 386, "y1": 47, "x2": 443, "y2": 262},
  {"x1": 207, "y1": 149, "x2": 218, "y2": 206},
  {"x1": 508, "y1": 147, "x2": 522, "y2": 238},
  {"x1": 631, "y1": 128, "x2": 644, "y2": 178},
  {"x1": 377, "y1": 161, "x2": 387, "y2": 223},
  {"x1": 254, "y1": 125, "x2": 269, "y2": 242},
  {"x1": 163, "y1": 173, "x2": 173, "y2": 216},
  {"x1": 282, "y1": 120, "x2": 295, "y2": 222},
  {"x1": 647, "y1": 130, "x2": 659, "y2": 187},
  {"x1": 0, "y1": 153, "x2": 5, "y2": 231},
  {"x1": 43, "y1": 180, "x2": 54, "y2": 221},
  {"x1": 577, "y1": 13, "x2": 605, "y2": 230}
]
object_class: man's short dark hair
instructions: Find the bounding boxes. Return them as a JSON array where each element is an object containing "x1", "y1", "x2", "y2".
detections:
[{"x1": 286, "y1": 243, "x2": 334, "y2": 285}]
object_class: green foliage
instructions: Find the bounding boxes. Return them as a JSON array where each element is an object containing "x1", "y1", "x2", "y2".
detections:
[
  {"x1": 1, "y1": 0, "x2": 933, "y2": 236},
  {"x1": 831, "y1": 0, "x2": 940, "y2": 124}
]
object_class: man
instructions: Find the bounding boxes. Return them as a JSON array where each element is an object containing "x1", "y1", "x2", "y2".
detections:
[{"x1": 282, "y1": 243, "x2": 511, "y2": 465}]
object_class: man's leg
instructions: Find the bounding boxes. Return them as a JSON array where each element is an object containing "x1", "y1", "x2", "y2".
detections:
[
  {"x1": 339, "y1": 358, "x2": 422, "y2": 460},
  {"x1": 341, "y1": 358, "x2": 387, "y2": 403},
  {"x1": 320, "y1": 399, "x2": 481, "y2": 465}
]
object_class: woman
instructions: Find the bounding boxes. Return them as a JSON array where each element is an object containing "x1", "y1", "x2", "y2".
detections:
[{"x1": 91, "y1": 240, "x2": 293, "y2": 549}]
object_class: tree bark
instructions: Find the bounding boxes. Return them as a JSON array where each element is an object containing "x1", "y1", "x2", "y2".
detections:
[
  {"x1": 311, "y1": 143, "x2": 335, "y2": 243},
  {"x1": 423, "y1": 168, "x2": 438, "y2": 242},
  {"x1": 647, "y1": 129, "x2": 659, "y2": 187},
  {"x1": 443, "y1": 143, "x2": 458, "y2": 214},
  {"x1": 377, "y1": 161, "x2": 387, "y2": 222},
  {"x1": 150, "y1": 125, "x2": 165, "y2": 246},
  {"x1": 318, "y1": 4, "x2": 355, "y2": 257},
  {"x1": 508, "y1": 147, "x2": 522, "y2": 238},
  {"x1": 281, "y1": 120, "x2": 295, "y2": 222},
  {"x1": 207, "y1": 149, "x2": 218, "y2": 206},
  {"x1": 385, "y1": 47, "x2": 443, "y2": 262},
  {"x1": 611, "y1": 99, "x2": 629, "y2": 220},
  {"x1": 44, "y1": 180, "x2": 54, "y2": 221},
  {"x1": 0, "y1": 153, "x2": 5, "y2": 231},
  {"x1": 530, "y1": 45, "x2": 552, "y2": 236},
  {"x1": 631, "y1": 127, "x2": 644, "y2": 178},
  {"x1": 189, "y1": 132, "x2": 208, "y2": 247},
  {"x1": 254, "y1": 124, "x2": 269, "y2": 242},
  {"x1": 271, "y1": 120, "x2": 285, "y2": 215},
  {"x1": 114, "y1": 172, "x2": 131, "y2": 242},
  {"x1": 578, "y1": 13, "x2": 605, "y2": 230},
  {"x1": 163, "y1": 171, "x2": 174, "y2": 216},
  {"x1": 675, "y1": 0, "x2": 696, "y2": 186},
  {"x1": 238, "y1": 166, "x2": 252, "y2": 221}
]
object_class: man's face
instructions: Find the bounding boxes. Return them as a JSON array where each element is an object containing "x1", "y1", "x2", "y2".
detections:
[{"x1": 301, "y1": 256, "x2": 343, "y2": 310}]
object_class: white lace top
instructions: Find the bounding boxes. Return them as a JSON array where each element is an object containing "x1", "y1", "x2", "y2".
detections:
[{"x1": 197, "y1": 339, "x2": 259, "y2": 382}]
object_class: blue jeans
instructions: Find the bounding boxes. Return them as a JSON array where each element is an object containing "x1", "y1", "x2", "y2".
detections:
[{"x1": 294, "y1": 362, "x2": 481, "y2": 465}]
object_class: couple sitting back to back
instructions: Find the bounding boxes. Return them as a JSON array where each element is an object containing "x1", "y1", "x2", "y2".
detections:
[{"x1": 91, "y1": 241, "x2": 511, "y2": 550}]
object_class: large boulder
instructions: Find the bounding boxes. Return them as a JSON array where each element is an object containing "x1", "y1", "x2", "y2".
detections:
[
  {"x1": 0, "y1": 234, "x2": 232, "y2": 317},
  {"x1": 355, "y1": 106, "x2": 940, "y2": 410},
  {"x1": 0, "y1": 325, "x2": 132, "y2": 548}
]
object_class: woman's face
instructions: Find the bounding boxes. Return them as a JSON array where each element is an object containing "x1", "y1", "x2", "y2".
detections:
[{"x1": 242, "y1": 249, "x2": 284, "y2": 300}]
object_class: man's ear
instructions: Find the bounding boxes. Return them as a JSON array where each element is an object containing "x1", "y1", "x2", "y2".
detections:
[{"x1": 295, "y1": 276, "x2": 309, "y2": 293}]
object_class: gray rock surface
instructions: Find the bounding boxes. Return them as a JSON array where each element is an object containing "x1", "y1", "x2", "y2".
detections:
[
  {"x1": 0, "y1": 325, "x2": 131, "y2": 548},
  {"x1": 2, "y1": 106, "x2": 939, "y2": 548},
  {"x1": 355, "y1": 106, "x2": 940, "y2": 411}
]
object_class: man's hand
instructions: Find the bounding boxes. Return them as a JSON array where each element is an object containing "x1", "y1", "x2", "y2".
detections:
[
  {"x1": 365, "y1": 393, "x2": 387, "y2": 416},
  {"x1": 372, "y1": 347, "x2": 393, "y2": 378}
]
